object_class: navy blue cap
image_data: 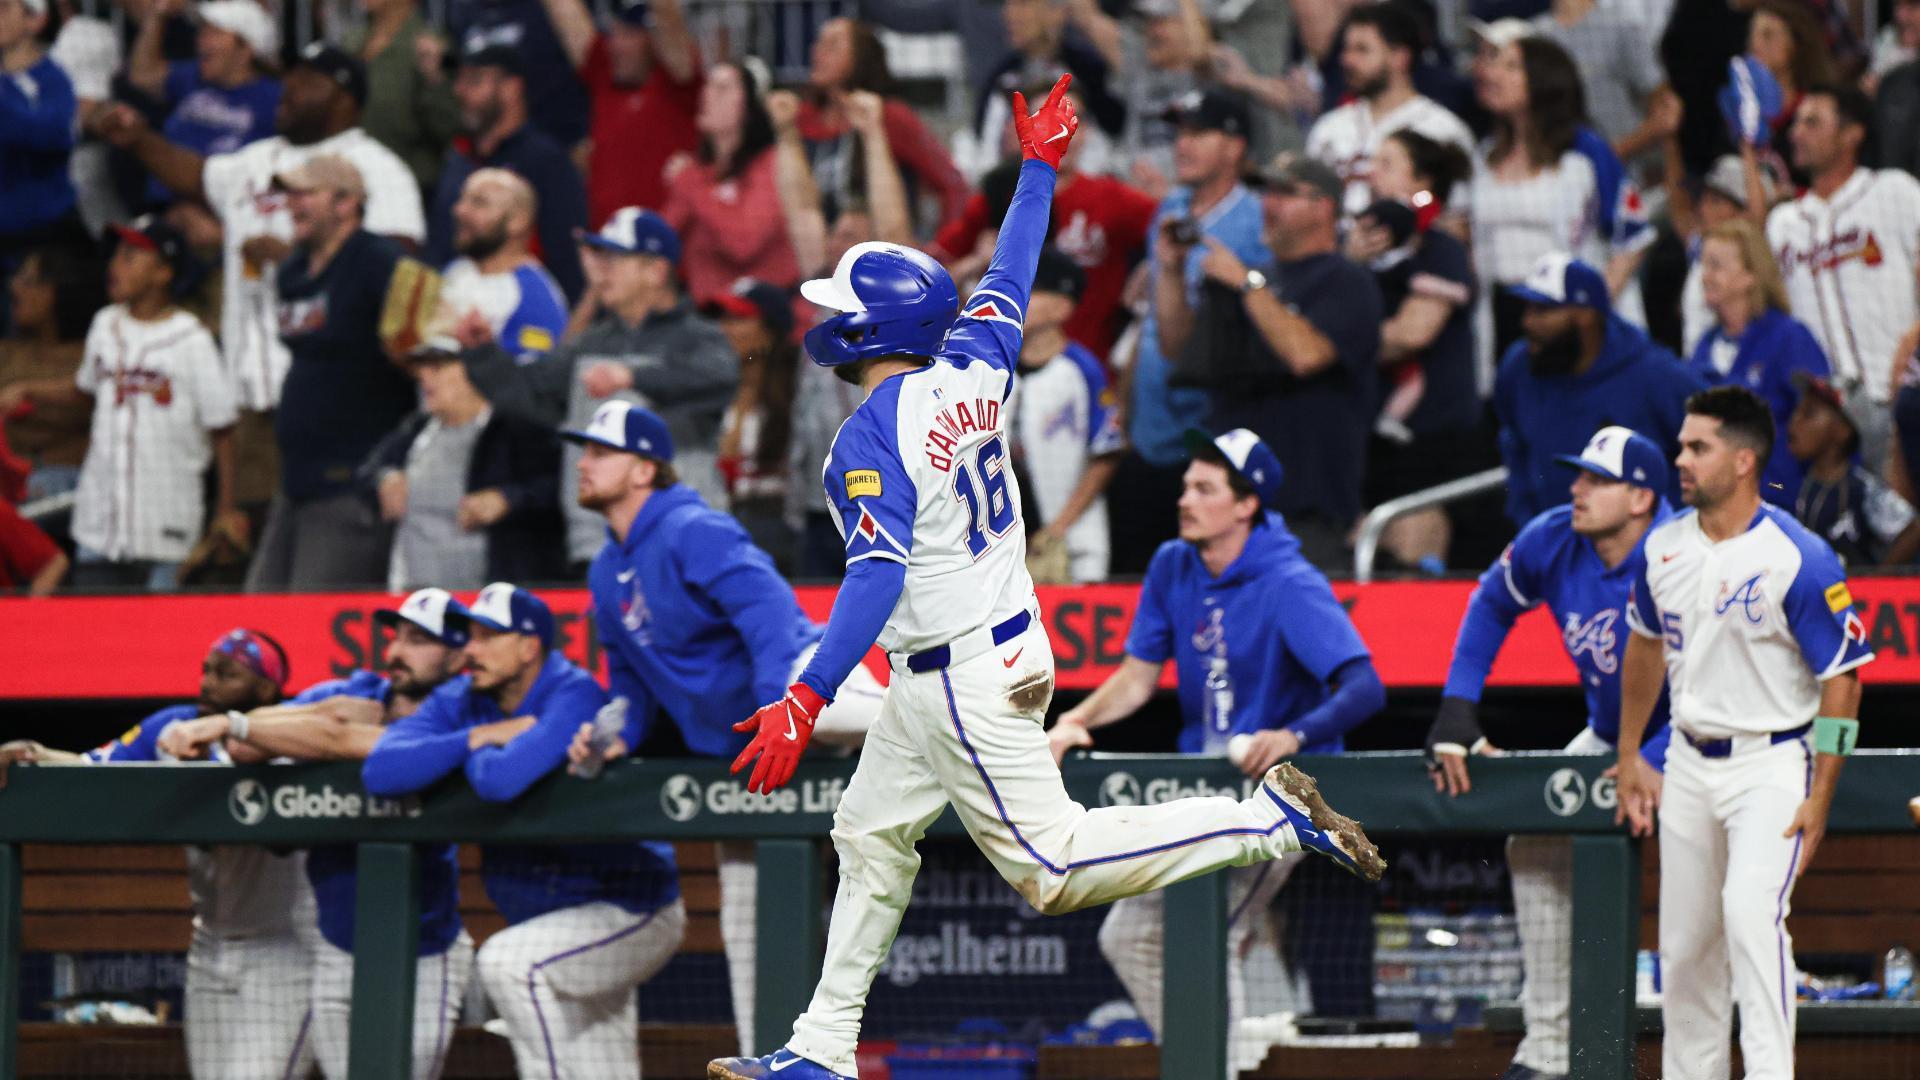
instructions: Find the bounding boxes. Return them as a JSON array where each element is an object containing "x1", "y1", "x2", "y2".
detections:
[
  {"x1": 703, "y1": 276, "x2": 796, "y2": 336},
  {"x1": 560, "y1": 400, "x2": 675, "y2": 461},
  {"x1": 1555, "y1": 425, "x2": 1668, "y2": 492},
  {"x1": 372, "y1": 587, "x2": 473, "y2": 646},
  {"x1": 110, "y1": 215, "x2": 200, "y2": 296},
  {"x1": 577, "y1": 207, "x2": 681, "y2": 264},
  {"x1": 1184, "y1": 427, "x2": 1284, "y2": 506},
  {"x1": 613, "y1": 0, "x2": 649, "y2": 25},
  {"x1": 466, "y1": 582, "x2": 555, "y2": 649},
  {"x1": 1506, "y1": 252, "x2": 1611, "y2": 315},
  {"x1": 459, "y1": 41, "x2": 525, "y2": 75},
  {"x1": 292, "y1": 41, "x2": 369, "y2": 107}
]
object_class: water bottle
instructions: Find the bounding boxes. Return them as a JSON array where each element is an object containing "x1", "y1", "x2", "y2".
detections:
[
  {"x1": 569, "y1": 697, "x2": 629, "y2": 779},
  {"x1": 1205, "y1": 655, "x2": 1234, "y2": 734},
  {"x1": 1885, "y1": 945, "x2": 1914, "y2": 1001}
]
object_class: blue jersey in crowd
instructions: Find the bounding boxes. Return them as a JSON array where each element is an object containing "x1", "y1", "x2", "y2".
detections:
[
  {"x1": 1495, "y1": 316, "x2": 1706, "y2": 524},
  {"x1": 0, "y1": 55, "x2": 77, "y2": 237},
  {"x1": 362, "y1": 652, "x2": 679, "y2": 925},
  {"x1": 292, "y1": 671, "x2": 463, "y2": 957},
  {"x1": 1127, "y1": 184, "x2": 1268, "y2": 467},
  {"x1": 1686, "y1": 307, "x2": 1830, "y2": 506},
  {"x1": 590, "y1": 484, "x2": 822, "y2": 757},
  {"x1": 83, "y1": 704, "x2": 202, "y2": 762},
  {"x1": 149, "y1": 63, "x2": 278, "y2": 204},
  {"x1": 1446, "y1": 505, "x2": 1673, "y2": 767},
  {"x1": 1127, "y1": 513, "x2": 1378, "y2": 754}
]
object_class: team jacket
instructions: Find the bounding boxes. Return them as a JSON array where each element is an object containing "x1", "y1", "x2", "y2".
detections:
[
  {"x1": 362, "y1": 652, "x2": 679, "y2": 924},
  {"x1": 1447, "y1": 505, "x2": 1673, "y2": 766},
  {"x1": 589, "y1": 483, "x2": 821, "y2": 757}
]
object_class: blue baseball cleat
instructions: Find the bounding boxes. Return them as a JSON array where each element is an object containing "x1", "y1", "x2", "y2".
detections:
[
  {"x1": 708, "y1": 1048, "x2": 851, "y2": 1079},
  {"x1": 1261, "y1": 762, "x2": 1387, "y2": 881}
]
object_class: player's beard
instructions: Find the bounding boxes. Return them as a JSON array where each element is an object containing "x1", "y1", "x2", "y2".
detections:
[
  {"x1": 1526, "y1": 327, "x2": 1585, "y2": 376},
  {"x1": 456, "y1": 221, "x2": 509, "y2": 261}
]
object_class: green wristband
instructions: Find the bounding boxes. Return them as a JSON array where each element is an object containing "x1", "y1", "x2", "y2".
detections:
[{"x1": 1813, "y1": 715, "x2": 1859, "y2": 756}]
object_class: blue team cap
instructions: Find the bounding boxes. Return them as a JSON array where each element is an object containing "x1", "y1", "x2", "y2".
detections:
[
  {"x1": 466, "y1": 582, "x2": 555, "y2": 649},
  {"x1": 559, "y1": 400, "x2": 675, "y2": 461},
  {"x1": 1506, "y1": 252, "x2": 1611, "y2": 316},
  {"x1": 1184, "y1": 428, "x2": 1284, "y2": 507},
  {"x1": 373, "y1": 587, "x2": 473, "y2": 646},
  {"x1": 1556, "y1": 425, "x2": 1668, "y2": 492},
  {"x1": 577, "y1": 207, "x2": 681, "y2": 265}
]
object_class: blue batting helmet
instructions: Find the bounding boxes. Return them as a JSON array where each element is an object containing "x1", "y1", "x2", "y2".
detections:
[{"x1": 800, "y1": 242, "x2": 959, "y2": 368}]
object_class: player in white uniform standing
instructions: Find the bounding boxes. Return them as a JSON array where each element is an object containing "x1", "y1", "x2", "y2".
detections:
[
  {"x1": 1768, "y1": 83, "x2": 1920, "y2": 468},
  {"x1": 95, "y1": 42, "x2": 425, "y2": 409},
  {"x1": 1618, "y1": 385, "x2": 1873, "y2": 1080},
  {"x1": 1304, "y1": 2, "x2": 1476, "y2": 218},
  {"x1": 708, "y1": 76, "x2": 1387, "y2": 1080}
]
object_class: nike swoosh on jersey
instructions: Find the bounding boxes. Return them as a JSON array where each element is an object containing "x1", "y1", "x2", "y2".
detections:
[
  {"x1": 1003, "y1": 649, "x2": 1023, "y2": 668},
  {"x1": 1662, "y1": 553, "x2": 1679, "y2": 563}
]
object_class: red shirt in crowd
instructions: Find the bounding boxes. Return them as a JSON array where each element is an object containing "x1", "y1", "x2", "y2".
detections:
[
  {"x1": 797, "y1": 97, "x2": 972, "y2": 230},
  {"x1": 663, "y1": 150, "x2": 802, "y2": 309},
  {"x1": 934, "y1": 170, "x2": 1158, "y2": 365},
  {"x1": 0, "y1": 502, "x2": 59, "y2": 590},
  {"x1": 582, "y1": 36, "x2": 705, "y2": 225}
]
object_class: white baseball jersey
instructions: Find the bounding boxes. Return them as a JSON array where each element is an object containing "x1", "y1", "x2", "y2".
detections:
[
  {"x1": 1628, "y1": 504, "x2": 1873, "y2": 736},
  {"x1": 1768, "y1": 167, "x2": 1920, "y2": 403},
  {"x1": 1304, "y1": 95, "x2": 1476, "y2": 218},
  {"x1": 71, "y1": 306, "x2": 237, "y2": 563},
  {"x1": 1008, "y1": 340, "x2": 1123, "y2": 583},
  {"x1": 202, "y1": 128, "x2": 425, "y2": 410}
]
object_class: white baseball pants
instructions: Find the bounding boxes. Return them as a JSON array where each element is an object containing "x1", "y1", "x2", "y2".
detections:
[
  {"x1": 476, "y1": 899, "x2": 688, "y2": 1080},
  {"x1": 184, "y1": 928, "x2": 317, "y2": 1080},
  {"x1": 1098, "y1": 855, "x2": 1303, "y2": 1077},
  {"x1": 1508, "y1": 725, "x2": 1613, "y2": 1075},
  {"x1": 1659, "y1": 733, "x2": 1812, "y2": 1080},
  {"x1": 785, "y1": 621, "x2": 1307, "y2": 1077},
  {"x1": 310, "y1": 932, "x2": 474, "y2": 1080},
  {"x1": 717, "y1": 650, "x2": 887, "y2": 1055}
]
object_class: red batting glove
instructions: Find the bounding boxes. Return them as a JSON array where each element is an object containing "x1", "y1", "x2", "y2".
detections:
[
  {"x1": 1012, "y1": 73, "x2": 1079, "y2": 170},
  {"x1": 731, "y1": 683, "x2": 829, "y2": 794}
]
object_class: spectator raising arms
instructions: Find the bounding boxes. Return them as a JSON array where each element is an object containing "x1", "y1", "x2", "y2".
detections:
[
  {"x1": 429, "y1": 43, "x2": 588, "y2": 304},
  {"x1": 1, "y1": 247, "x2": 101, "y2": 501},
  {"x1": 798, "y1": 18, "x2": 970, "y2": 231},
  {"x1": 0, "y1": 0, "x2": 80, "y2": 306},
  {"x1": 94, "y1": 42, "x2": 426, "y2": 413},
  {"x1": 341, "y1": 0, "x2": 462, "y2": 193},
  {"x1": 1688, "y1": 219, "x2": 1830, "y2": 505},
  {"x1": 1746, "y1": 0, "x2": 1839, "y2": 151},
  {"x1": 125, "y1": 0, "x2": 280, "y2": 207},
  {"x1": 1470, "y1": 36, "x2": 1652, "y2": 358},
  {"x1": 1495, "y1": 254, "x2": 1705, "y2": 524},
  {"x1": 663, "y1": 62, "x2": 801, "y2": 308},
  {"x1": 539, "y1": 0, "x2": 701, "y2": 224},
  {"x1": 1351, "y1": 129, "x2": 1479, "y2": 576},
  {"x1": 1669, "y1": 153, "x2": 1777, "y2": 356}
]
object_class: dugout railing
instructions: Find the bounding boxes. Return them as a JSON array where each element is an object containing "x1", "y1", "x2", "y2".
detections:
[{"x1": 2, "y1": 751, "x2": 1917, "y2": 1080}]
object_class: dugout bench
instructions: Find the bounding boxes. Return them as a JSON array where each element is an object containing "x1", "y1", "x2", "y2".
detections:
[{"x1": 3, "y1": 752, "x2": 1918, "y2": 1080}]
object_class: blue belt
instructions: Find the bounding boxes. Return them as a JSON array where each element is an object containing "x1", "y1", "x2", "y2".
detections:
[
  {"x1": 906, "y1": 610, "x2": 1032, "y2": 674},
  {"x1": 1682, "y1": 722, "x2": 1812, "y2": 759}
]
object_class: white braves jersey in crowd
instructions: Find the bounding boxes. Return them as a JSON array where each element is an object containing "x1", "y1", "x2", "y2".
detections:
[
  {"x1": 1768, "y1": 167, "x2": 1920, "y2": 402},
  {"x1": 71, "y1": 307, "x2": 237, "y2": 563},
  {"x1": 202, "y1": 128, "x2": 425, "y2": 410},
  {"x1": 1008, "y1": 340, "x2": 1123, "y2": 582},
  {"x1": 1304, "y1": 95, "x2": 1476, "y2": 217},
  {"x1": 824, "y1": 289, "x2": 1037, "y2": 656},
  {"x1": 1627, "y1": 504, "x2": 1873, "y2": 737}
]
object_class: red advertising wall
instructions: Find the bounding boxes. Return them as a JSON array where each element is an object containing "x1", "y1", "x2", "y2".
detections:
[{"x1": 3, "y1": 578, "x2": 1918, "y2": 700}]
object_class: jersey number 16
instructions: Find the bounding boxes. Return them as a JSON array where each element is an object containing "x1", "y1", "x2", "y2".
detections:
[{"x1": 953, "y1": 434, "x2": 1017, "y2": 558}]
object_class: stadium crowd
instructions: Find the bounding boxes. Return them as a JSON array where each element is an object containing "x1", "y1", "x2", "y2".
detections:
[{"x1": 1, "y1": 0, "x2": 1919, "y2": 595}]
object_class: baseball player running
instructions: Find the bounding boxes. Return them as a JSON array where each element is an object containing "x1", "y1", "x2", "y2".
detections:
[
  {"x1": 1618, "y1": 386, "x2": 1873, "y2": 1080},
  {"x1": 709, "y1": 76, "x2": 1385, "y2": 1080},
  {"x1": 49, "y1": 630, "x2": 318, "y2": 1080},
  {"x1": 1425, "y1": 425, "x2": 1675, "y2": 1080},
  {"x1": 563, "y1": 399, "x2": 882, "y2": 1055},
  {"x1": 159, "y1": 589, "x2": 477, "y2": 1080},
  {"x1": 1054, "y1": 428, "x2": 1387, "y2": 1075},
  {"x1": 363, "y1": 583, "x2": 683, "y2": 1080}
]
